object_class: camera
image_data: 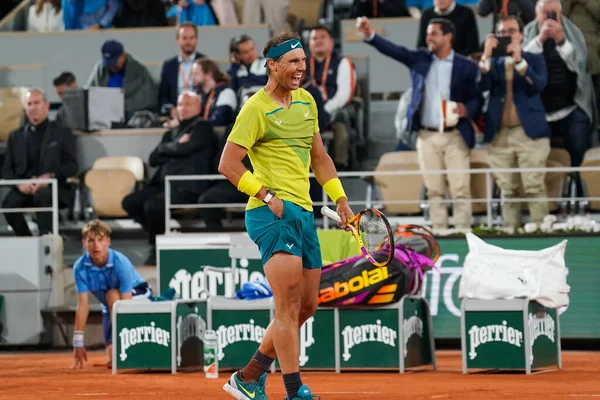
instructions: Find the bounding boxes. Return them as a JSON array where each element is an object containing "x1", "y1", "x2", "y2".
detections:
[
  {"x1": 492, "y1": 36, "x2": 512, "y2": 58},
  {"x1": 547, "y1": 11, "x2": 557, "y2": 20}
]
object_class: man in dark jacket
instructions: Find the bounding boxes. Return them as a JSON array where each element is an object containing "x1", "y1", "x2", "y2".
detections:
[
  {"x1": 479, "y1": 15, "x2": 550, "y2": 229},
  {"x1": 2, "y1": 89, "x2": 78, "y2": 236},
  {"x1": 158, "y1": 22, "x2": 205, "y2": 117},
  {"x1": 122, "y1": 91, "x2": 219, "y2": 264},
  {"x1": 87, "y1": 39, "x2": 158, "y2": 120}
]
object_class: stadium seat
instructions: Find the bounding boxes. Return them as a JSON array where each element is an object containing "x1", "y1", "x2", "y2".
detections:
[
  {"x1": 84, "y1": 169, "x2": 137, "y2": 218},
  {"x1": 288, "y1": 0, "x2": 321, "y2": 33},
  {"x1": 469, "y1": 149, "x2": 492, "y2": 215},
  {"x1": 369, "y1": 151, "x2": 424, "y2": 215},
  {"x1": 91, "y1": 156, "x2": 145, "y2": 183},
  {"x1": 82, "y1": 156, "x2": 144, "y2": 218},
  {"x1": 548, "y1": 148, "x2": 571, "y2": 169},
  {"x1": 0, "y1": 87, "x2": 27, "y2": 142},
  {"x1": 542, "y1": 159, "x2": 567, "y2": 213},
  {"x1": 580, "y1": 147, "x2": 600, "y2": 211}
]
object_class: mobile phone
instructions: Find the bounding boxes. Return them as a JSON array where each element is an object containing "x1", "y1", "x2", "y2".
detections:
[
  {"x1": 547, "y1": 11, "x2": 557, "y2": 20},
  {"x1": 492, "y1": 36, "x2": 512, "y2": 58}
]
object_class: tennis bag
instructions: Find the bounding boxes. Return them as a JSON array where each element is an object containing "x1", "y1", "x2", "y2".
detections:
[{"x1": 318, "y1": 243, "x2": 437, "y2": 307}]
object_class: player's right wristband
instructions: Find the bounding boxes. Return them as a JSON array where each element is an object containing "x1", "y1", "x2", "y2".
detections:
[
  {"x1": 73, "y1": 331, "x2": 84, "y2": 348},
  {"x1": 237, "y1": 170, "x2": 262, "y2": 197}
]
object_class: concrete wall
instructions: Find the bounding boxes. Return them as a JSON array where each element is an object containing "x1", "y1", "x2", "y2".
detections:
[{"x1": 0, "y1": 25, "x2": 270, "y2": 102}]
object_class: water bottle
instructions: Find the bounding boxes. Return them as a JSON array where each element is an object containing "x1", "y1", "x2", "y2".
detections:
[{"x1": 203, "y1": 330, "x2": 219, "y2": 379}]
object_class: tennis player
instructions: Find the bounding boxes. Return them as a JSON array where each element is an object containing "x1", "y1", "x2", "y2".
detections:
[
  {"x1": 71, "y1": 219, "x2": 152, "y2": 369},
  {"x1": 219, "y1": 31, "x2": 354, "y2": 400}
]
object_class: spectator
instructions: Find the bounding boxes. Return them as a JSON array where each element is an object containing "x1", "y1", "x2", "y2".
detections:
[
  {"x1": 192, "y1": 58, "x2": 237, "y2": 127},
  {"x1": 28, "y1": 0, "x2": 64, "y2": 32},
  {"x1": 407, "y1": 0, "x2": 479, "y2": 9},
  {"x1": 243, "y1": 0, "x2": 288, "y2": 36},
  {"x1": 63, "y1": 0, "x2": 121, "y2": 30},
  {"x1": 523, "y1": 0, "x2": 594, "y2": 175},
  {"x1": 357, "y1": 17, "x2": 480, "y2": 230},
  {"x1": 121, "y1": 91, "x2": 219, "y2": 265},
  {"x1": 417, "y1": 0, "x2": 480, "y2": 56},
  {"x1": 52, "y1": 71, "x2": 78, "y2": 127},
  {"x1": 87, "y1": 39, "x2": 158, "y2": 120},
  {"x1": 350, "y1": 0, "x2": 410, "y2": 18},
  {"x1": 307, "y1": 25, "x2": 357, "y2": 169},
  {"x1": 479, "y1": 15, "x2": 550, "y2": 229},
  {"x1": 227, "y1": 35, "x2": 268, "y2": 101},
  {"x1": 159, "y1": 22, "x2": 205, "y2": 117},
  {"x1": 478, "y1": 0, "x2": 536, "y2": 28},
  {"x1": 113, "y1": 0, "x2": 168, "y2": 28},
  {"x1": 210, "y1": 0, "x2": 238, "y2": 25},
  {"x1": 561, "y1": 0, "x2": 600, "y2": 116},
  {"x1": 166, "y1": 0, "x2": 218, "y2": 26},
  {"x1": 1, "y1": 89, "x2": 78, "y2": 236}
]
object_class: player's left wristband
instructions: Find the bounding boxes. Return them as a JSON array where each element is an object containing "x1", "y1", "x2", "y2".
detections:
[{"x1": 73, "y1": 331, "x2": 84, "y2": 348}]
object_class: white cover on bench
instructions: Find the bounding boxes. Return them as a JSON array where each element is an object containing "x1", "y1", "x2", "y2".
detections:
[{"x1": 458, "y1": 233, "x2": 570, "y2": 308}]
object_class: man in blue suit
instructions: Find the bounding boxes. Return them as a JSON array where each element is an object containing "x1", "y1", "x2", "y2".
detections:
[
  {"x1": 159, "y1": 22, "x2": 206, "y2": 117},
  {"x1": 479, "y1": 15, "x2": 550, "y2": 230},
  {"x1": 357, "y1": 16, "x2": 480, "y2": 230}
]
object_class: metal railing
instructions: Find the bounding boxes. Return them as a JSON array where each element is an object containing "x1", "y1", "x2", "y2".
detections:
[
  {"x1": 164, "y1": 165, "x2": 600, "y2": 233},
  {"x1": 0, "y1": 178, "x2": 60, "y2": 235}
]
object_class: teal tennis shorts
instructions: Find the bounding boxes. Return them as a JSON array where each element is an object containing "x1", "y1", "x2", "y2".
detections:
[{"x1": 245, "y1": 200, "x2": 322, "y2": 269}]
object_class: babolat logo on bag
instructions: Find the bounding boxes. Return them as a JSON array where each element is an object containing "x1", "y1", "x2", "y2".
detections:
[
  {"x1": 468, "y1": 321, "x2": 523, "y2": 360},
  {"x1": 216, "y1": 319, "x2": 266, "y2": 361},
  {"x1": 119, "y1": 322, "x2": 171, "y2": 361},
  {"x1": 341, "y1": 320, "x2": 397, "y2": 361},
  {"x1": 319, "y1": 254, "x2": 413, "y2": 307}
]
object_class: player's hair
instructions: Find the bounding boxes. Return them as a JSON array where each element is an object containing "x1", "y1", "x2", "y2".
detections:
[
  {"x1": 195, "y1": 58, "x2": 230, "y2": 84},
  {"x1": 176, "y1": 21, "x2": 198, "y2": 38},
  {"x1": 263, "y1": 31, "x2": 302, "y2": 75},
  {"x1": 81, "y1": 219, "x2": 112, "y2": 239},
  {"x1": 496, "y1": 15, "x2": 525, "y2": 33}
]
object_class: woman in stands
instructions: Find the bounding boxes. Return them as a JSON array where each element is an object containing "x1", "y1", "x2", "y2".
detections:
[
  {"x1": 27, "y1": 0, "x2": 63, "y2": 32},
  {"x1": 164, "y1": 58, "x2": 238, "y2": 128},
  {"x1": 192, "y1": 58, "x2": 238, "y2": 127}
]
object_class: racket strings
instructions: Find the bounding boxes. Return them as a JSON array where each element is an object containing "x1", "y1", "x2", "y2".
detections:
[{"x1": 357, "y1": 211, "x2": 393, "y2": 263}]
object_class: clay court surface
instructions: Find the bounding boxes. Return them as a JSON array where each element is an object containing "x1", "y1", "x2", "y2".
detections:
[{"x1": 1, "y1": 350, "x2": 599, "y2": 399}]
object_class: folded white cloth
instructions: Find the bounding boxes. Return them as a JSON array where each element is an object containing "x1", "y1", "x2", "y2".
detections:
[{"x1": 459, "y1": 233, "x2": 570, "y2": 308}]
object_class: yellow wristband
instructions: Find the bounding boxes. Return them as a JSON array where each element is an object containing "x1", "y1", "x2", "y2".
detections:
[
  {"x1": 237, "y1": 170, "x2": 262, "y2": 197},
  {"x1": 323, "y1": 178, "x2": 347, "y2": 204}
]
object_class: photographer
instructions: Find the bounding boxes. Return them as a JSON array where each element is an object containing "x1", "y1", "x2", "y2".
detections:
[
  {"x1": 523, "y1": 0, "x2": 594, "y2": 179},
  {"x1": 479, "y1": 15, "x2": 550, "y2": 230}
]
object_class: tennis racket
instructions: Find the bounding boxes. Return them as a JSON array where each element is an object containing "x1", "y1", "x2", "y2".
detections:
[{"x1": 321, "y1": 206, "x2": 395, "y2": 267}]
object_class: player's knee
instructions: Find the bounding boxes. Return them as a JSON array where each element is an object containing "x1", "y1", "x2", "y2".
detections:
[
  {"x1": 276, "y1": 293, "x2": 303, "y2": 322},
  {"x1": 299, "y1": 299, "x2": 318, "y2": 326}
]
